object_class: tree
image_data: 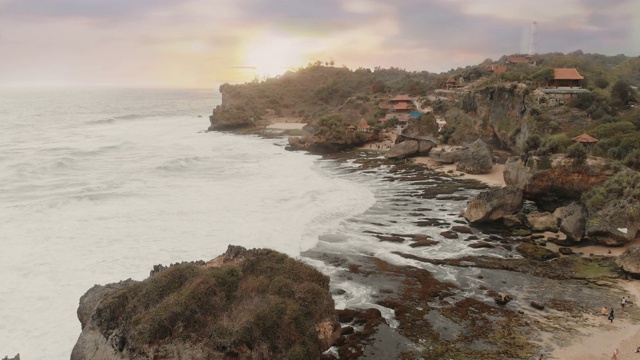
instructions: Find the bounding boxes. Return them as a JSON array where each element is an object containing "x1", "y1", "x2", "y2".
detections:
[
  {"x1": 611, "y1": 80, "x2": 638, "y2": 108},
  {"x1": 531, "y1": 67, "x2": 554, "y2": 86}
]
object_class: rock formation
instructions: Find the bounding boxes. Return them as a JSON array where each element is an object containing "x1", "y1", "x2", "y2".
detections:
[
  {"x1": 617, "y1": 246, "x2": 640, "y2": 276},
  {"x1": 553, "y1": 203, "x2": 586, "y2": 243},
  {"x1": 71, "y1": 246, "x2": 340, "y2": 360},
  {"x1": 462, "y1": 186, "x2": 523, "y2": 224},
  {"x1": 387, "y1": 140, "x2": 419, "y2": 159},
  {"x1": 525, "y1": 211, "x2": 558, "y2": 232},
  {"x1": 455, "y1": 139, "x2": 493, "y2": 175}
]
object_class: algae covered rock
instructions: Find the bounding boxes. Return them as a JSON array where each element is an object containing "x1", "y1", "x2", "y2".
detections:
[
  {"x1": 71, "y1": 246, "x2": 340, "y2": 360},
  {"x1": 516, "y1": 242, "x2": 559, "y2": 261}
]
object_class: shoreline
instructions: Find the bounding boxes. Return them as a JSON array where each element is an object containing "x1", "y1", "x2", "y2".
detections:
[{"x1": 223, "y1": 124, "x2": 638, "y2": 358}]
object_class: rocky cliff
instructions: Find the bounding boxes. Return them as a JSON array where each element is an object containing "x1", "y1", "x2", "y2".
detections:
[
  {"x1": 71, "y1": 246, "x2": 340, "y2": 360},
  {"x1": 464, "y1": 154, "x2": 639, "y2": 245},
  {"x1": 443, "y1": 85, "x2": 591, "y2": 154}
]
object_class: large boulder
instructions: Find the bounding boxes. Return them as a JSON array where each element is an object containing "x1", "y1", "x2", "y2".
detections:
[
  {"x1": 525, "y1": 211, "x2": 558, "y2": 232},
  {"x1": 462, "y1": 186, "x2": 524, "y2": 224},
  {"x1": 428, "y1": 146, "x2": 467, "y2": 164},
  {"x1": 553, "y1": 202, "x2": 586, "y2": 242},
  {"x1": 585, "y1": 201, "x2": 640, "y2": 246},
  {"x1": 617, "y1": 245, "x2": 640, "y2": 276},
  {"x1": 583, "y1": 170, "x2": 640, "y2": 246},
  {"x1": 71, "y1": 246, "x2": 340, "y2": 360},
  {"x1": 455, "y1": 139, "x2": 493, "y2": 175},
  {"x1": 388, "y1": 140, "x2": 419, "y2": 159}
]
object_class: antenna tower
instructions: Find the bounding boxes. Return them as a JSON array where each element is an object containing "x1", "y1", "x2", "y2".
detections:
[{"x1": 528, "y1": 21, "x2": 538, "y2": 55}]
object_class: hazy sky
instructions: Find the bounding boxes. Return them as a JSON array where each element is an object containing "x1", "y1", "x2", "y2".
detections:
[{"x1": 1, "y1": 0, "x2": 639, "y2": 88}]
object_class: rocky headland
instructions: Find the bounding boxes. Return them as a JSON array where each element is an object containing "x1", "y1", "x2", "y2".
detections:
[{"x1": 71, "y1": 246, "x2": 340, "y2": 360}]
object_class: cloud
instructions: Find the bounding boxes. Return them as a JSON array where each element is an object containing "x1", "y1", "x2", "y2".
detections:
[{"x1": 0, "y1": 0, "x2": 638, "y2": 87}]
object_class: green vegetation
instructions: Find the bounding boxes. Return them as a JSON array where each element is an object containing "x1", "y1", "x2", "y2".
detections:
[
  {"x1": 567, "y1": 142, "x2": 587, "y2": 165},
  {"x1": 94, "y1": 249, "x2": 334, "y2": 358},
  {"x1": 582, "y1": 171, "x2": 640, "y2": 210}
]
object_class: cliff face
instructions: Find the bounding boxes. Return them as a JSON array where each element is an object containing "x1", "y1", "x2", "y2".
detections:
[
  {"x1": 443, "y1": 85, "x2": 591, "y2": 153},
  {"x1": 71, "y1": 246, "x2": 340, "y2": 360}
]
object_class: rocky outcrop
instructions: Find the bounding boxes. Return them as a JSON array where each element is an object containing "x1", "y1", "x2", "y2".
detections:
[
  {"x1": 455, "y1": 139, "x2": 493, "y2": 174},
  {"x1": 516, "y1": 242, "x2": 559, "y2": 261},
  {"x1": 71, "y1": 246, "x2": 340, "y2": 360},
  {"x1": 553, "y1": 203, "x2": 586, "y2": 242},
  {"x1": 388, "y1": 140, "x2": 419, "y2": 159},
  {"x1": 617, "y1": 246, "x2": 640, "y2": 276},
  {"x1": 585, "y1": 201, "x2": 640, "y2": 246},
  {"x1": 2, "y1": 355, "x2": 20, "y2": 360},
  {"x1": 525, "y1": 211, "x2": 558, "y2": 232},
  {"x1": 503, "y1": 155, "x2": 616, "y2": 211},
  {"x1": 462, "y1": 186, "x2": 523, "y2": 224},
  {"x1": 286, "y1": 134, "x2": 368, "y2": 154},
  {"x1": 208, "y1": 105, "x2": 257, "y2": 131}
]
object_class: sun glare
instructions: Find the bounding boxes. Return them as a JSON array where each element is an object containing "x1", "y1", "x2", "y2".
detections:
[{"x1": 244, "y1": 34, "x2": 306, "y2": 78}]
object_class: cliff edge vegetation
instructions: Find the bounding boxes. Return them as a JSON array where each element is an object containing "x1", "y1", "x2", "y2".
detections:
[{"x1": 71, "y1": 246, "x2": 340, "y2": 360}]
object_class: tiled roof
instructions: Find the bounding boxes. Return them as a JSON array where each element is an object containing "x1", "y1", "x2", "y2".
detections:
[
  {"x1": 507, "y1": 56, "x2": 529, "y2": 63},
  {"x1": 357, "y1": 118, "x2": 370, "y2": 129},
  {"x1": 393, "y1": 102, "x2": 411, "y2": 110},
  {"x1": 571, "y1": 133, "x2": 598, "y2": 143},
  {"x1": 554, "y1": 68, "x2": 584, "y2": 80},
  {"x1": 390, "y1": 94, "x2": 413, "y2": 102}
]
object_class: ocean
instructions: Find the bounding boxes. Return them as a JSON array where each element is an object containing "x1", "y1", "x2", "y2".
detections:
[{"x1": 0, "y1": 88, "x2": 492, "y2": 359}]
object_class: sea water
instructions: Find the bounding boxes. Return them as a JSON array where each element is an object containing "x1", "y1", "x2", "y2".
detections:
[{"x1": 0, "y1": 88, "x2": 492, "y2": 359}]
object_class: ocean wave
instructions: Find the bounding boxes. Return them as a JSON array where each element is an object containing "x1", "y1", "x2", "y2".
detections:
[
  {"x1": 72, "y1": 142, "x2": 134, "y2": 157},
  {"x1": 155, "y1": 156, "x2": 204, "y2": 171}
]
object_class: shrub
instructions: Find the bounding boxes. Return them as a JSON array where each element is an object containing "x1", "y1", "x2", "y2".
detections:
[
  {"x1": 567, "y1": 142, "x2": 588, "y2": 165},
  {"x1": 624, "y1": 149, "x2": 640, "y2": 170}
]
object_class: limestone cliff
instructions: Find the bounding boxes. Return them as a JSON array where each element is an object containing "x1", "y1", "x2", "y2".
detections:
[
  {"x1": 443, "y1": 85, "x2": 591, "y2": 153},
  {"x1": 71, "y1": 246, "x2": 340, "y2": 360}
]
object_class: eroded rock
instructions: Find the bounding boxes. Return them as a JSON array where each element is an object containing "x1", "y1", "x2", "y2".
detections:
[{"x1": 462, "y1": 186, "x2": 523, "y2": 224}]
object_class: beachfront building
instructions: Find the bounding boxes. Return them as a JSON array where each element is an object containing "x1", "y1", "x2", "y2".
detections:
[{"x1": 542, "y1": 68, "x2": 589, "y2": 101}]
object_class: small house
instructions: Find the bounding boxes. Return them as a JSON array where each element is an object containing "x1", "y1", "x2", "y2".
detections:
[{"x1": 356, "y1": 118, "x2": 371, "y2": 132}]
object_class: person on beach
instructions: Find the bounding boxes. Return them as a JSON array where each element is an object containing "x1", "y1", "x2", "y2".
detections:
[
  {"x1": 609, "y1": 308, "x2": 615, "y2": 323},
  {"x1": 602, "y1": 306, "x2": 608, "y2": 317},
  {"x1": 621, "y1": 297, "x2": 626, "y2": 310},
  {"x1": 612, "y1": 348, "x2": 619, "y2": 360}
]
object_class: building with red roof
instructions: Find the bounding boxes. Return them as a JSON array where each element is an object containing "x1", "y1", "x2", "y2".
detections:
[
  {"x1": 549, "y1": 68, "x2": 584, "y2": 88},
  {"x1": 356, "y1": 118, "x2": 371, "y2": 132}
]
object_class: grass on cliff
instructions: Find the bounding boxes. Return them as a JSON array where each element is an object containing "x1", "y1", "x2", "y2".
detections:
[{"x1": 94, "y1": 250, "x2": 333, "y2": 359}]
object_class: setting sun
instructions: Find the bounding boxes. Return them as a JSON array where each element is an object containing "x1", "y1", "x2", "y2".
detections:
[{"x1": 244, "y1": 33, "x2": 307, "y2": 78}]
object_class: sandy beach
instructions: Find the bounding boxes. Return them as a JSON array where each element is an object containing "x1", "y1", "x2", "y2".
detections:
[
  {"x1": 412, "y1": 156, "x2": 506, "y2": 187},
  {"x1": 266, "y1": 122, "x2": 306, "y2": 130}
]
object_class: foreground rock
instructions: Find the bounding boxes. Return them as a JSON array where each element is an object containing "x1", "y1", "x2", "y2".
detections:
[
  {"x1": 462, "y1": 186, "x2": 523, "y2": 223},
  {"x1": 553, "y1": 202, "x2": 587, "y2": 243},
  {"x1": 71, "y1": 246, "x2": 340, "y2": 360}
]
